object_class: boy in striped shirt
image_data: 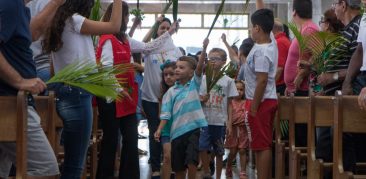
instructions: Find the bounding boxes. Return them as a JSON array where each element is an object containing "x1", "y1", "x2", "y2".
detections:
[{"x1": 154, "y1": 38, "x2": 209, "y2": 179}]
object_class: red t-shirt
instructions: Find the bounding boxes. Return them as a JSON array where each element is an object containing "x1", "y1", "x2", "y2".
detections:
[
  {"x1": 275, "y1": 32, "x2": 291, "y2": 86},
  {"x1": 284, "y1": 21, "x2": 319, "y2": 93}
]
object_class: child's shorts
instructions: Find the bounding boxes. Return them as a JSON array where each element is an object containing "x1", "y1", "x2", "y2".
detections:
[
  {"x1": 244, "y1": 99, "x2": 277, "y2": 151},
  {"x1": 161, "y1": 136, "x2": 170, "y2": 145},
  {"x1": 224, "y1": 124, "x2": 249, "y2": 149},
  {"x1": 199, "y1": 125, "x2": 225, "y2": 155},
  {"x1": 171, "y1": 129, "x2": 200, "y2": 172}
]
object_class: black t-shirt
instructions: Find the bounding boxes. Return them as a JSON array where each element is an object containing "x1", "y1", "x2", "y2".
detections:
[{"x1": 0, "y1": 0, "x2": 37, "y2": 96}]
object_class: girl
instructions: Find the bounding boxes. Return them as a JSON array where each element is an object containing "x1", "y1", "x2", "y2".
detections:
[
  {"x1": 94, "y1": 2, "x2": 178, "y2": 178},
  {"x1": 42, "y1": 0, "x2": 122, "y2": 178},
  {"x1": 225, "y1": 80, "x2": 249, "y2": 179},
  {"x1": 157, "y1": 61, "x2": 177, "y2": 179},
  {"x1": 140, "y1": 17, "x2": 183, "y2": 178}
]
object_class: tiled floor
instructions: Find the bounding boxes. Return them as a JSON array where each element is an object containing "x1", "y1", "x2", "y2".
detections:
[{"x1": 137, "y1": 120, "x2": 256, "y2": 179}]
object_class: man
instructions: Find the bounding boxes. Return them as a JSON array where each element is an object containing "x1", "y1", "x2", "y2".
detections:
[{"x1": 0, "y1": 0, "x2": 64, "y2": 178}]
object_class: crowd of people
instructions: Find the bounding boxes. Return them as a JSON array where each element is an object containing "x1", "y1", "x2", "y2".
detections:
[{"x1": 1, "y1": 0, "x2": 366, "y2": 179}]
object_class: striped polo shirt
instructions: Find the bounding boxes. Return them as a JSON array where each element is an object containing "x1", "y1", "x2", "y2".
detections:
[
  {"x1": 160, "y1": 72, "x2": 208, "y2": 141},
  {"x1": 323, "y1": 15, "x2": 362, "y2": 95}
]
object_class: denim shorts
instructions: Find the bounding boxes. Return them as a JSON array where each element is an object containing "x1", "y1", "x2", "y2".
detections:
[
  {"x1": 161, "y1": 136, "x2": 171, "y2": 145},
  {"x1": 199, "y1": 125, "x2": 225, "y2": 155}
]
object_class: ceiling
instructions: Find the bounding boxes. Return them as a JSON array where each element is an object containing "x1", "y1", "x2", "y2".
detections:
[{"x1": 101, "y1": 0, "x2": 293, "y2": 4}]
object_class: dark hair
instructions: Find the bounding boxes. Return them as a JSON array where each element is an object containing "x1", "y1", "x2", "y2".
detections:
[
  {"x1": 101, "y1": 2, "x2": 129, "y2": 42},
  {"x1": 132, "y1": 53, "x2": 142, "y2": 64},
  {"x1": 251, "y1": 9, "x2": 274, "y2": 34},
  {"x1": 43, "y1": 0, "x2": 94, "y2": 53},
  {"x1": 209, "y1": 48, "x2": 227, "y2": 61},
  {"x1": 178, "y1": 47, "x2": 186, "y2": 55},
  {"x1": 161, "y1": 61, "x2": 177, "y2": 97},
  {"x1": 283, "y1": 24, "x2": 290, "y2": 39},
  {"x1": 152, "y1": 18, "x2": 172, "y2": 39},
  {"x1": 234, "y1": 80, "x2": 246, "y2": 99},
  {"x1": 239, "y1": 37, "x2": 254, "y2": 57},
  {"x1": 323, "y1": 9, "x2": 344, "y2": 33},
  {"x1": 293, "y1": 0, "x2": 312, "y2": 19},
  {"x1": 178, "y1": 56, "x2": 197, "y2": 70}
]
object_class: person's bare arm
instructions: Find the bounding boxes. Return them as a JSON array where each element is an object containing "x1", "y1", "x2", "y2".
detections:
[
  {"x1": 221, "y1": 33, "x2": 239, "y2": 64},
  {"x1": 256, "y1": 0, "x2": 265, "y2": 10},
  {"x1": 80, "y1": 0, "x2": 122, "y2": 35},
  {"x1": 275, "y1": 67, "x2": 283, "y2": 82},
  {"x1": 196, "y1": 38, "x2": 209, "y2": 77},
  {"x1": 250, "y1": 72, "x2": 268, "y2": 116},
  {"x1": 0, "y1": 52, "x2": 46, "y2": 94},
  {"x1": 30, "y1": 0, "x2": 65, "y2": 41},
  {"x1": 142, "y1": 15, "x2": 164, "y2": 42},
  {"x1": 342, "y1": 43, "x2": 363, "y2": 95}
]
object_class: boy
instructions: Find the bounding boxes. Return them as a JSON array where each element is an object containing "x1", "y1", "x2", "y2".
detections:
[
  {"x1": 154, "y1": 38, "x2": 209, "y2": 179},
  {"x1": 243, "y1": 3, "x2": 278, "y2": 179},
  {"x1": 199, "y1": 48, "x2": 238, "y2": 178}
]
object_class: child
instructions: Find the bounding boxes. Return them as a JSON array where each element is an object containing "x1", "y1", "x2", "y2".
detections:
[
  {"x1": 243, "y1": 4, "x2": 278, "y2": 179},
  {"x1": 224, "y1": 80, "x2": 248, "y2": 179},
  {"x1": 158, "y1": 60, "x2": 177, "y2": 179},
  {"x1": 154, "y1": 38, "x2": 209, "y2": 179},
  {"x1": 199, "y1": 48, "x2": 239, "y2": 179}
]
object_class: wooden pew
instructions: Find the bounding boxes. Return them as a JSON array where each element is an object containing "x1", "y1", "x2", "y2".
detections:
[
  {"x1": 333, "y1": 92, "x2": 366, "y2": 179},
  {"x1": 275, "y1": 95, "x2": 290, "y2": 179},
  {"x1": 307, "y1": 95, "x2": 335, "y2": 179},
  {"x1": 33, "y1": 91, "x2": 57, "y2": 151},
  {"x1": 289, "y1": 95, "x2": 310, "y2": 179},
  {"x1": 0, "y1": 91, "x2": 27, "y2": 179}
]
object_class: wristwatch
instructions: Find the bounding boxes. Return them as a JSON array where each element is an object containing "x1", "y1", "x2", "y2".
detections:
[{"x1": 332, "y1": 72, "x2": 339, "y2": 81}]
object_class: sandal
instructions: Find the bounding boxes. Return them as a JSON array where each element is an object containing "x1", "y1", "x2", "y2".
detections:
[
  {"x1": 239, "y1": 171, "x2": 248, "y2": 179},
  {"x1": 225, "y1": 167, "x2": 233, "y2": 178}
]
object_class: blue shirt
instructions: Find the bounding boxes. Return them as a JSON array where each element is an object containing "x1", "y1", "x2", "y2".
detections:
[
  {"x1": 160, "y1": 72, "x2": 208, "y2": 140},
  {"x1": 0, "y1": 0, "x2": 37, "y2": 96}
]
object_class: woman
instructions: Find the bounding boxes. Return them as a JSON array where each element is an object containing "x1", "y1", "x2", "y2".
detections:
[
  {"x1": 42, "y1": 0, "x2": 123, "y2": 178},
  {"x1": 95, "y1": 2, "x2": 179, "y2": 178}
]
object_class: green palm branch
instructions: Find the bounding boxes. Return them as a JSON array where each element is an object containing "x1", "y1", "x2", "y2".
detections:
[
  {"x1": 207, "y1": 0, "x2": 226, "y2": 38},
  {"x1": 150, "y1": 1, "x2": 173, "y2": 39},
  {"x1": 47, "y1": 61, "x2": 132, "y2": 101},
  {"x1": 243, "y1": 0, "x2": 250, "y2": 13},
  {"x1": 305, "y1": 31, "x2": 347, "y2": 74},
  {"x1": 172, "y1": 0, "x2": 179, "y2": 22},
  {"x1": 90, "y1": 0, "x2": 101, "y2": 46},
  {"x1": 206, "y1": 62, "x2": 234, "y2": 93},
  {"x1": 287, "y1": 22, "x2": 307, "y2": 54}
]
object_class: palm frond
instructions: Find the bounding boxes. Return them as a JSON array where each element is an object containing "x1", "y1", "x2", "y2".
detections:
[
  {"x1": 207, "y1": 0, "x2": 226, "y2": 38},
  {"x1": 280, "y1": 120, "x2": 289, "y2": 138},
  {"x1": 150, "y1": 1, "x2": 173, "y2": 40},
  {"x1": 287, "y1": 22, "x2": 306, "y2": 54},
  {"x1": 47, "y1": 61, "x2": 132, "y2": 101},
  {"x1": 205, "y1": 62, "x2": 232, "y2": 93},
  {"x1": 243, "y1": 0, "x2": 250, "y2": 13},
  {"x1": 172, "y1": 0, "x2": 179, "y2": 22},
  {"x1": 90, "y1": 0, "x2": 101, "y2": 46}
]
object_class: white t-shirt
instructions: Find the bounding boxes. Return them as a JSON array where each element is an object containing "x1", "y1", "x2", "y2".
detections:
[
  {"x1": 52, "y1": 14, "x2": 96, "y2": 73},
  {"x1": 358, "y1": 14, "x2": 366, "y2": 71},
  {"x1": 200, "y1": 75, "x2": 238, "y2": 126},
  {"x1": 140, "y1": 34, "x2": 182, "y2": 103},
  {"x1": 244, "y1": 33, "x2": 278, "y2": 100}
]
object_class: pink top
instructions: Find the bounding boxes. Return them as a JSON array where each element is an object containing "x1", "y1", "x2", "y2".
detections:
[
  {"x1": 284, "y1": 20, "x2": 319, "y2": 93},
  {"x1": 231, "y1": 99, "x2": 246, "y2": 125}
]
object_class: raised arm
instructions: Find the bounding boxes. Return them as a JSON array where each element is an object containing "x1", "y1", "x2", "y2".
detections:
[
  {"x1": 30, "y1": 0, "x2": 65, "y2": 41},
  {"x1": 128, "y1": 17, "x2": 142, "y2": 37},
  {"x1": 142, "y1": 15, "x2": 164, "y2": 42},
  {"x1": 256, "y1": 0, "x2": 265, "y2": 10},
  {"x1": 196, "y1": 38, "x2": 209, "y2": 77},
  {"x1": 80, "y1": 0, "x2": 122, "y2": 35},
  {"x1": 221, "y1": 33, "x2": 240, "y2": 64}
]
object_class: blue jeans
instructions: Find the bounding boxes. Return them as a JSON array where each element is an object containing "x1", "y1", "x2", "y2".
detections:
[{"x1": 56, "y1": 86, "x2": 93, "y2": 179}]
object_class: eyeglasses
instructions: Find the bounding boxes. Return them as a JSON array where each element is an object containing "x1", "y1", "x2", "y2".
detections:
[{"x1": 208, "y1": 57, "x2": 224, "y2": 61}]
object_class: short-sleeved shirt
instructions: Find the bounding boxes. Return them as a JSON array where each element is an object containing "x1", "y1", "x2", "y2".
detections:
[
  {"x1": 358, "y1": 14, "x2": 366, "y2": 71},
  {"x1": 284, "y1": 20, "x2": 319, "y2": 93},
  {"x1": 26, "y1": 0, "x2": 51, "y2": 72},
  {"x1": 244, "y1": 33, "x2": 278, "y2": 100},
  {"x1": 275, "y1": 32, "x2": 291, "y2": 86},
  {"x1": 323, "y1": 15, "x2": 361, "y2": 95},
  {"x1": 52, "y1": 14, "x2": 96, "y2": 73},
  {"x1": 160, "y1": 72, "x2": 208, "y2": 140},
  {"x1": 0, "y1": 0, "x2": 37, "y2": 96},
  {"x1": 199, "y1": 75, "x2": 238, "y2": 126}
]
